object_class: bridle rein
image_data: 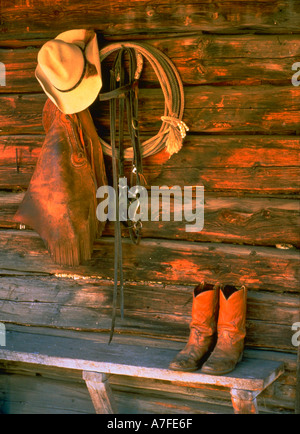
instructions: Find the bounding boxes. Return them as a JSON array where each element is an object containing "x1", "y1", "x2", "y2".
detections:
[{"x1": 98, "y1": 42, "x2": 188, "y2": 342}]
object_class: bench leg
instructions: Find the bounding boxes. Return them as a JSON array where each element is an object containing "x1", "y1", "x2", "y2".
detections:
[
  {"x1": 83, "y1": 371, "x2": 117, "y2": 414},
  {"x1": 230, "y1": 389, "x2": 259, "y2": 414}
]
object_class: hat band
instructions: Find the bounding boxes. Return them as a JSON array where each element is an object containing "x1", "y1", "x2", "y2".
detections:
[
  {"x1": 52, "y1": 42, "x2": 98, "y2": 93},
  {"x1": 53, "y1": 55, "x2": 88, "y2": 93}
]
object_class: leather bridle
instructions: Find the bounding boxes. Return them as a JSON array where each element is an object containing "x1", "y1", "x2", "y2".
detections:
[{"x1": 98, "y1": 42, "x2": 188, "y2": 343}]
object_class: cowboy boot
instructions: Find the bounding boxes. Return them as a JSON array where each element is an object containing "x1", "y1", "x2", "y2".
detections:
[
  {"x1": 169, "y1": 282, "x2": 219, "y2": 372},
  {"x1": 14, "y1": 99, "x2": 107, "y2": 266},
  {"x1": 201, "y1": 285, "x2": 247, "y2": 375}
]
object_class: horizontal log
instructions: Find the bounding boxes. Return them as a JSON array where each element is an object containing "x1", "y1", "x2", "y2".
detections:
[
  {"x1": 1, "y1": 0, "x2": 300, "y2": 39},
  {"x1": 1, "y1": 191, "x2": 300, "y2": 247},
  {"x1": 0, "y1": 370, "x2": 96, "y2": 414},
  {"x1": 1, "y1": 134, "x2": 299, "y2": 167},
  {"x1": 94, "y1": 85, "x2": 300, "y2": 135},
  {"x1": 1, "y1": 158, "x2": 299, "y2": 193},
  {"x1": 1, "y1": 135, "x2": 299, "y2": 193},
  {"x1": 0, "y1": 94, "x2": 44, "y2": 135},
  {"x1": 0, "y1": 275, "x2": 298, "y2": 351},
  {"x1": 153, "y1": 166, "x2": 300, "y2": 194},
  {"x1": 94, "y1": 196, "x2": 300, "y2": 247},
  {"x1": 1, "y1": 86, "x2": 300, "y2": 136},
  {"x1": 1, "y1": 34, "x2": 300, "y2": 92},
  {"x1": 0, "y1": 230, "x2": 299, "y2": 293},
  {"x1": 0, "y1": 136, "x2": 42, "y2": 189},
  {"x1": 0, "y1": 47, "x2": 38, "y2": 93}
]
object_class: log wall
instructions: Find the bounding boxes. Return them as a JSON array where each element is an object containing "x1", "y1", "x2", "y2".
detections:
[{"x1": 0, "y1": 0, "x2": 299, "y2": 414}]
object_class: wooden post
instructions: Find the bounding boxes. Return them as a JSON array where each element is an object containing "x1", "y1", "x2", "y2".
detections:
[
  {"x1": 83, "y1": 371, "x2": 117, "y2": 414},
  {"x1": 230, "y1": 389, "x2": 259, "y2": 414}
]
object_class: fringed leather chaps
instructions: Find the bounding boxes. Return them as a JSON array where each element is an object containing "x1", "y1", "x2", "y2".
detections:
[{"x1": 14, "y1": 99, "x2": 107, "y2": 266}]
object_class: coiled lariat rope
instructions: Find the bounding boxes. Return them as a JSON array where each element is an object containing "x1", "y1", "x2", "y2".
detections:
[
  {"x1": 99, "y1": 41, "x2": 188, "y2": 159},
  {"x1": 98, "y1": 42, "x2": 188, "y2": 343}
]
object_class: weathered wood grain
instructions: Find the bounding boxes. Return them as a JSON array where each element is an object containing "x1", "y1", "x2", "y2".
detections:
[
  {"x1": 1, "y1": 133, "x2": 299, "y2": 192},
  {"x1": 0, "y1": 230, "x2": 299, "y2": 293},
  {"x1": 0, "y1": 136, "x2": 42, "y2": 190},
  {"x1": 1, "y1": 34, "x2": 300, "y2": 92},
  {"x1": 0, "y1": 369, "x2": 239, "y2": 414},
  {"x1": 0, "y1": 47, "x2": 38, "y2": 93},
  {"x1": 0, "y1": 0, "x2": 298, "y2": 416},
  {"x1": 1, "y1": 86, "x2": 300, "y2": 136},
  {"x1": 84, "y1": 84, "x2": 300, "y2": 135},
  {"x1": 2, "y1": 162, "x2": 299, "y2": 193},
  {"x1": 0, "y1": 326, "x2": 297, "y2": 414},
  {"x1": 2, "y1": 134, "x2": 299, "y2": 168},
  {"x1": 1, "y1": 0, "x2": 300, "y2": 40},
  {"x1": 82, "y1": 371, "x2": 117, "y2": 414},
  {"x1": 0, "y1": 94, "x2": 44, "y2": 135},
  {"x1": 0, "y1": 370, "x2": 96, "y2": 414},
  {"x1": 0, "y1": 351, "x2": 295, "y2": 414},
  {"x1": 0, "y1": 274, "x2": 298, "y2": 351},
  {"x1": 1, "y1": 190, "x2": 299, "y2": 247},
  {"x1": 152, "y1": 166, "x2": 300, "y2": 194},
  {"x1": 0, "y1": 328, "x2": 285, "y2": 391}
]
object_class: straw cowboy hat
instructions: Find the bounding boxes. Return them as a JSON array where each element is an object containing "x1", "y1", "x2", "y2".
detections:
[{"x1": 35, "y1": 29, "x2": 102, "y2": 114}]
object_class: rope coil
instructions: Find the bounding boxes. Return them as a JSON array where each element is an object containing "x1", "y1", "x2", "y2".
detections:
[{"x1": 99, "y1": 42, "x2": 187, "y2": 159}]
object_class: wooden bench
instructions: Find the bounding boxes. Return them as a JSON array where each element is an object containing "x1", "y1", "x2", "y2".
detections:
[{"x1": 0, "y1": 327, "x2": 285, "y2": 414}]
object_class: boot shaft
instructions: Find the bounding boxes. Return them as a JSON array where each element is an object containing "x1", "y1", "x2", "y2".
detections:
[
  {"x1": 217, "y1": 285, "x2": 247, "y2": 343},
  {"x1": 190, "y1": 282, "x2": 220, "y2": 335},
  {"x1": 200, "y1": 285, "x2": 247, "y2": 375}
]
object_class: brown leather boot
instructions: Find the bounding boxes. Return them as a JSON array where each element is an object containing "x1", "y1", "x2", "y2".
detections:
[
  {"x1": 201, "y1": 285, "x2": 247, "y2": 375},
  {"x1": 14, "y1": 99, "x2": 107, "y2": 266},
  {"x1": 169, "y1": 282, "x2": 219, "y2": 372}
]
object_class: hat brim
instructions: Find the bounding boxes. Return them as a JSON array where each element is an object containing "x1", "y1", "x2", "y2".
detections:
[{"x1": 35, "y1": 29, "x2": 102, "y2": 114}]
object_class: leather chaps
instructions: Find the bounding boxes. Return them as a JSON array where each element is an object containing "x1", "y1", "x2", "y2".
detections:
[{"x1": 14, "y1": 98, "x2": 107, "y2": 267}]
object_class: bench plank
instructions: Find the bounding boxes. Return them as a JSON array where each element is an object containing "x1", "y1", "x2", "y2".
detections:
[{"x1": 0, "y1": 329, "x2": 284, "y2": 393}]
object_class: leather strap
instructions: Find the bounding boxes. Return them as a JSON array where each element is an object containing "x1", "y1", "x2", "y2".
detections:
[
  {"x1": 108, "y1": 48, "x2": 145, "y2": 343},
  {"x1": 99, "y1": 42, "x2": 187, "y2": 160},
  {"x1": 98, "y1": 42, "x2": 188, "y2": 342},
  {"x1": 98, "y1": 83, "x2": 133, "y2": 101}
]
